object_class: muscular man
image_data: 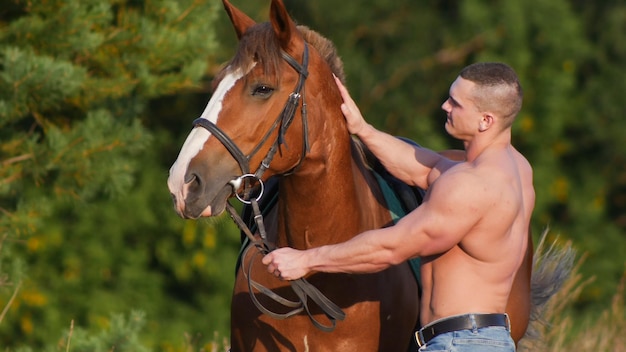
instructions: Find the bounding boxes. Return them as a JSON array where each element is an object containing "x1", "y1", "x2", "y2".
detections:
[{"x1": 263, "y1": 62, "x2": 534, "y2": 351}]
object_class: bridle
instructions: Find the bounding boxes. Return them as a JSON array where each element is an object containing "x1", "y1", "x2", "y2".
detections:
[
  {"x1": 192, "y1": 43, "x2": 345, "y2": 331},
  {"x1": 192, "y1": 45, "x2": 311, "y2": 198}
]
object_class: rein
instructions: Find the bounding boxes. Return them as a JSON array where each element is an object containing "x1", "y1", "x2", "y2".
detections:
[{"x1": 192, "y1": 44, "x2": 345, "y2": 331}]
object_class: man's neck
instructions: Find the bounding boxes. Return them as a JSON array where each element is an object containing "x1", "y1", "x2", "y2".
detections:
[{"x1": 463, "y1": 131, "x2": 512, "y2": 162}]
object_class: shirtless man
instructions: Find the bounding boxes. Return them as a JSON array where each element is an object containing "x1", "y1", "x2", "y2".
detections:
[{"x1": 262, "y1": 62, "x2": 534, "y2": 351}]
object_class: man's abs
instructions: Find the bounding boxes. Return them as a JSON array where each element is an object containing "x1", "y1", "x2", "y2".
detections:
[{"x1": 419, "y1": 248, "x2": 513, "y2": 326}]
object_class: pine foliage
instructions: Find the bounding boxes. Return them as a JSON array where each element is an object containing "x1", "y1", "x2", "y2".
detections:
[{"x1": 1, "y1": 0, "x2": 221, "y2": 349}]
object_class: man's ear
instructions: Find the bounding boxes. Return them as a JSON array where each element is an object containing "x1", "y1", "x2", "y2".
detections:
[{"x1": 478, "y1": 113, "x2": 494, "y2": 132}]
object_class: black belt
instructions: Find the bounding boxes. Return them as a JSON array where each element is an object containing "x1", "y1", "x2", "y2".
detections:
[{"x1": 415, "y1": 313, "x2": 510, "y2": 347}]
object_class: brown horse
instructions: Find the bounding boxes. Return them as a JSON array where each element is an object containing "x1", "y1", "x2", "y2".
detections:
[{"x1": 167, "y1": 0, "x2": 533, "y2": 350}]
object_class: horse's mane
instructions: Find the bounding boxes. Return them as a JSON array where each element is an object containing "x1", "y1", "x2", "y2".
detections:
[
  {"x1": 297, "y1": 25, "x2": 346, "y2": 83},
  {"x1": 217, "y1": 22, "x2": 345, "y2": 85}
]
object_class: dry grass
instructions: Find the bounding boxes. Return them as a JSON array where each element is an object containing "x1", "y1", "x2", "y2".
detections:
[{"x1": 520, "y1": 254, "x2": 626, "y2": 352}]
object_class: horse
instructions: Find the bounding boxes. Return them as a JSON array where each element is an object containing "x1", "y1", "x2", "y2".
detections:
[{"x1": 167, "y1": 0, "x2": 536, "y2": 350}]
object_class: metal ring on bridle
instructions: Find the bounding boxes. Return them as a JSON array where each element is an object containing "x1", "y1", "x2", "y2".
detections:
[{"x1": 229, "y1": 174, "x2": 265, "y2": 204}]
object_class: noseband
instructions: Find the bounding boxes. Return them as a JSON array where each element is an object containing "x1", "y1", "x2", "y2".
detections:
[{"x1": 192, "y1": 44, "x2": 345, "y2": 331}]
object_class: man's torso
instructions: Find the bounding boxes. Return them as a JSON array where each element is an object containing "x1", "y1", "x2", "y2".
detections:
[{"x1": 420, "y1": 146, "x2": 534, "y2": 326}]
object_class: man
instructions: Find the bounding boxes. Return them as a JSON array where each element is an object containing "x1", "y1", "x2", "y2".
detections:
[{"x1": 262, "y1": 62, "x2": 534, "y2": 351}]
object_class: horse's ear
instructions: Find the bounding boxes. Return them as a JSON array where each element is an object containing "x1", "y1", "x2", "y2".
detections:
[
  {"x1": 269, "y1": 0, "x2": 301, "y2": 50},
  {"x1": 222, "y1": 0, "x2": 256, "y2": 39}
]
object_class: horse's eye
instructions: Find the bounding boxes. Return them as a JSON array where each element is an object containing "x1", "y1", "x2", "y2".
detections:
[{"x1": 252, "y1": 85, "x2": 274, "y2": 97}]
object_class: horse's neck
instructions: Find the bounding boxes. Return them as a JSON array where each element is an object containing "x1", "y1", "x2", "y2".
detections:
[{"x1": 275, "y1": 137, "x2": 391, "y2": 250}]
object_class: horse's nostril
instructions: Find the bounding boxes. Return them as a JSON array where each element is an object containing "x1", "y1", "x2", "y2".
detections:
[
  {"x1": 184, "y1": 173, "x2": 203, "y2": 194},
  {"x1": 170, "y1": 193, "x2": 177, "y2": 205},
  {"x1": 184, "y1": 173, "x2": 199, "y2": 185}
]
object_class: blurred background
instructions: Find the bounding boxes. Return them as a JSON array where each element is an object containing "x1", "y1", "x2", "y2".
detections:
[{"x1": 1, "y1": 0, "x2": 624, "y2": 350}]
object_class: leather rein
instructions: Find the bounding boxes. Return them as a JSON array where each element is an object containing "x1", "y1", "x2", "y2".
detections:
[{"x1": 192, "y1": 44, "x2": 346, "y2": 332}]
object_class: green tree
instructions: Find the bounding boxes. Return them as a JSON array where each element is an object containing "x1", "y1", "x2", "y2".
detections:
[
  {"x1": 555, "y1": 0, "x2": 626, "y2": 311},
  {"x1": 0, "y1": 0, "x2": 239, "y2": 349}
]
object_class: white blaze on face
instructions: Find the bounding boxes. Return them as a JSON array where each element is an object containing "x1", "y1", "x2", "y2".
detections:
[{"x1": 167, "y1": 67, "x2": 248, "y2": 213}]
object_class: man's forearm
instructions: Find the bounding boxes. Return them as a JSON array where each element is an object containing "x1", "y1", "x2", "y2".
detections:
[
  {"x1": 356, "y1": 124, "x2": 442, "y2": 187},
  {"x1": 307, "y1": 230, "x2": 398, "y2": 274}
]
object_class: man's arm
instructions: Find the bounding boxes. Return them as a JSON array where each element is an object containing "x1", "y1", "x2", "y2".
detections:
[
  {"x1": 335, "y1": 76, "x2": 448, "y2": 189},
  {"x1": 262, "y1": 167, "x2": 486, "y2": 279}
]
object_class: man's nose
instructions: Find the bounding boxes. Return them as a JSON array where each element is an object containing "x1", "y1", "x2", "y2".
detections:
[{"x1": 441, "y1": 99, "x2": 450, "y2": 112}]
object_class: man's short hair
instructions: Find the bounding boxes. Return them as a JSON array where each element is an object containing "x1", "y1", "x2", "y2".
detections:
[{"x1": 459, "y1": 62, "x2": 523, "y2": 126}]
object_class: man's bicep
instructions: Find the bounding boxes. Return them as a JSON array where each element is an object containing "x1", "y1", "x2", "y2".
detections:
[
  {"x1": 384, "y1": 143, "x2": 443, "y2": 188},
  {"x1": 401, "y1": 175, "x2": 483, "y2": 256}
]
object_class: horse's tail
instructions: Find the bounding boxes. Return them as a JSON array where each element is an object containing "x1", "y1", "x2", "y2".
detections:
[{"x1": 519, "y1": 229, "x2": 577, "y2": 351}]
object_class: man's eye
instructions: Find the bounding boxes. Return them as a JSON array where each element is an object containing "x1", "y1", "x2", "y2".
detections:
[{"x1": 252, "y1": 85, "x2": 274, "y2": 97}]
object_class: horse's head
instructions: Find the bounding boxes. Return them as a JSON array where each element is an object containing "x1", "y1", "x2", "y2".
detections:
[{"x1": 167, "y1": 0, "x2": 345, "y2": 219}]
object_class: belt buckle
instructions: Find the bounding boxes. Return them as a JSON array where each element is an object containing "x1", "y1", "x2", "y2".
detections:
[{"x1": 415, "y1": 330, "x2": 426, "y2": 348}]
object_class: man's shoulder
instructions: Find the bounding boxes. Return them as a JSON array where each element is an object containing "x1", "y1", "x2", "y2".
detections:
[
  {"x1": 438, "y1": 161, "x2": 482, "y2": 182},
  {"x1": 432, "y1": 160, "x2": 510, "y2": 206},
  {"x1": 430, "y1": 163, "x2": 490, "y2": 200}
]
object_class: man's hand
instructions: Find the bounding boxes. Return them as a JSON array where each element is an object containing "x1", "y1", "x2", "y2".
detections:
[
  {"x1": 334, "y1": 75, "x2": 368, "y2": 136},
  {"x1": 262, "y1": 247, "x2": 311, "y2": 281}
]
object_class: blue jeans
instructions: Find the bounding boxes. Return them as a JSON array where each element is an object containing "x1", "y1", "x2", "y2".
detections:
[{"x1": 418, "y1": 326, "x2": 515, "y2": 351}]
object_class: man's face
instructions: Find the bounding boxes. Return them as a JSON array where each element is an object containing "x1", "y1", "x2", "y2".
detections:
[{"x1": 441, "y1": 77, "x2": 481, "y2": 139}]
